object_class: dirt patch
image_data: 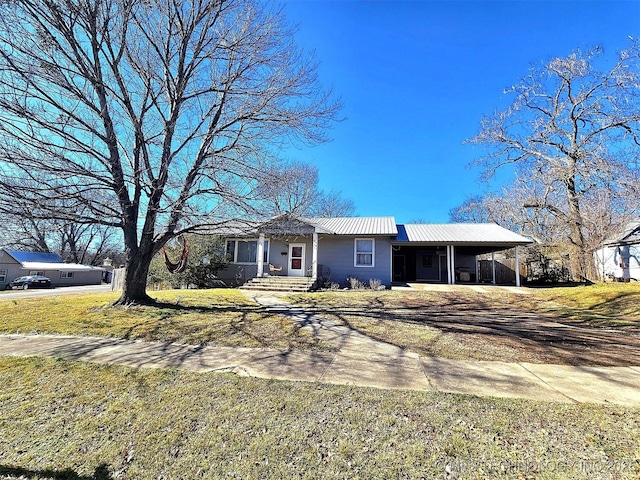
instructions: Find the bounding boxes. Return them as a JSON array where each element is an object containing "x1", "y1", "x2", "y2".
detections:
[
  {"x1": 409, "y1": 305, "x2": 640, "y2": 366},
  {"x1": 292, "y1": 289, "x2": 640, "y2": 366}
]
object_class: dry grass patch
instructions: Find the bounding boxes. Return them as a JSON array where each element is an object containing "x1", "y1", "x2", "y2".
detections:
[
  {"x1": 0, "y1": 289, "x2": 331, "y2": 351},
  {"x1": 1, "y1": 357, "x2": 639, "y2": 479},
  {"x1": 287, "y1": 286, "x2": 640, "y2": 365}
]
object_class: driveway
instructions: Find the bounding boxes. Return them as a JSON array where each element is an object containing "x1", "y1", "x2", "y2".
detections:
[
  {"x1": 0, "y1": 284, "x2": 112, "y2": 300},
  {"x1": 289, "y1": 284, "x2": 640, "y2": 367}
]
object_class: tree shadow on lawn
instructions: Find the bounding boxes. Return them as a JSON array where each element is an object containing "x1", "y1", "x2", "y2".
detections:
[
  {"x1": 110, "y1": 301, "x2": 329, "y2": 352},
  {"x1": 0, "y1": 463, "x2": 111, "y2": 480},
  {"x1": 299, "y1": 294, "x2": 640, "y2": 367}
]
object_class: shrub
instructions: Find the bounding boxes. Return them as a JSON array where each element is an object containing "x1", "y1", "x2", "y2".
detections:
[{"x1": 347, "y1": 276, "x2": 365, "y2": 290}]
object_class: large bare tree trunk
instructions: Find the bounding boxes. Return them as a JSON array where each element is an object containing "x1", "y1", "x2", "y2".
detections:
[{"x1": 117, "y1": 252, "x2": 155, "y2": 305}]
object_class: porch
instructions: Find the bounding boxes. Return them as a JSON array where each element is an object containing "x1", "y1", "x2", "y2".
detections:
[{"x1": 391, "y1": 244, "x2": 524, "y2": 287}]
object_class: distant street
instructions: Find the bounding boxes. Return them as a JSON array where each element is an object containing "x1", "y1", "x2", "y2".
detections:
[{"x1": 0, "y1": 284, "x2": 112, "y2": 301}]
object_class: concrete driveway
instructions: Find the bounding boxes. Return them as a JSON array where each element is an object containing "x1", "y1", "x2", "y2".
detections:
[{"x1": 0, "y1": 284, "x2": 112, "y2": 300}]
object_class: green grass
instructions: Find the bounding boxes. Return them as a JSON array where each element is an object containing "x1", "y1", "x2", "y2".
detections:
[
  {"x1": 0, "y1": 289, "x2": 332, "y2": 351},
  {"x1": 532, "y1": 283, "x2": 640, "y2": 327},
  {"x1": 1, "y1": 356, "x2": 639, "y2": 480}
]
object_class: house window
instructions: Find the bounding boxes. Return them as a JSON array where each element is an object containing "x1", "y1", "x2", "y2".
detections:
[
  {"x1": 61, "y1": 272, "x2": 74, "y2": 278},
  {"x1": 423, "y1": 255, "x2": 433, "y2": 268},
  {"x1": 0, "y1": 270, "x2": 6, "y2": 282},
  {"x1": 226, "y1": 241, "x2": 236, "y2": 262},
  {"x1": 29, "y1": 271, "x2": 45, "y2": 276},
  {"x1": 226, "y1": 239, "x2": 269, "y2": 263},
  {"x1": 354, "y1": 238, "x2": 374, "y2": 267}
]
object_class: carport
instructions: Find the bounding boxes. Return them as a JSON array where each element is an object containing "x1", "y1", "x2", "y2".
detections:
[{"x1": 392, "y1": 224, "x2": 533, "y2": 286}]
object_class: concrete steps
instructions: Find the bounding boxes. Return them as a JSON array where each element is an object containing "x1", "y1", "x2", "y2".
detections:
[{"x1": 240, "y1": 276, "x2": 316, "y2": 292}]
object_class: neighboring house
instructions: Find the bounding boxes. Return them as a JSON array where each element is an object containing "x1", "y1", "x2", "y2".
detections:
[
  {"x1": 216, "y1": 214, "x2": 532, "y2": 290},
  {"x1": 0, "y1": 248, "x2": 104, "y2": 289},
  {"x1": 594, "y1": 223, "x2": 640, "y2": 282}
]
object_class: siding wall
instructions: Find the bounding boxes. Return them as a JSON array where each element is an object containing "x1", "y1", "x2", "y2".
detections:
[
  {"x1": 217, "y1": 235, "x2": 393, "y2": 287},
  {"x1": 594, "y1": 244, "x2": 640, "y2": 281},
  {"x1": 317, "y1": 236, "x2": 392, "y2": 286},
  {"x1": 0, "y1": 259, "x2": 25, "y2": 290},
  {"x1": 47, "y1": 270, "x2": 103, "y2": 287}
]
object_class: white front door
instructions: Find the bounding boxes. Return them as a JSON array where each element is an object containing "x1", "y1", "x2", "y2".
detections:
[{"x1": 288, "y1": 243, "x2": 305, "y2": 277}]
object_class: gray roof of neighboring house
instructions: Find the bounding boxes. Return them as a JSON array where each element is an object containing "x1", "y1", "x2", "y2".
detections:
[
  {"x1": 311, "y1": 217, "x2": 398, "y2": 236},
  {"x1": 604, "y1": 222, "x2": 640, "y2": 246},
  {"x1": 394, "y1": 223, "x2": 533, "y2": 245}
]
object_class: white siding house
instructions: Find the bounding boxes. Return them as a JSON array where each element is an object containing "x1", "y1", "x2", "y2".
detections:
[{"x1": 594, "y1": 223, "x2": 640, "y2": 282}]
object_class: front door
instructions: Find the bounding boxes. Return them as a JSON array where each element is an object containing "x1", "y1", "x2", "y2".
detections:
[
  {"x1": 288, "y1": 243, "x2": 305, "y2": 277},
  {"x1": 393, "y1": 254, "x2": 406, "y2": 281}
]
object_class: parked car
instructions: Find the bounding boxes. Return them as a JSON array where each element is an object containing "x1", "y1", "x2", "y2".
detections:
[{"x1": 5, "y1": 275, "x2": 52, "y2": 290}]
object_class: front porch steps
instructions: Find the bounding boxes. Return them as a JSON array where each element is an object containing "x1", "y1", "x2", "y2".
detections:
[{"x1": 239, "y1": 275, "x2": 316, "y2": 292}]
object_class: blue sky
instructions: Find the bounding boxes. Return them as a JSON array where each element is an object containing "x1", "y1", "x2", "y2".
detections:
[{"x1": 280, "y1": 0, "x2": 640, "y2": 223}]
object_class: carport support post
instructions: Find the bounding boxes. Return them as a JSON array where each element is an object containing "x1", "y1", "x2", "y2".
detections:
[
  {"x1": 515, "y1": 246, "x2": 521, "y2": 287},
  {"x1": 257, "y1": 234, "x2": 265, "y2": 277},
  {"x1": 311, "y1": 232, "x2": 318, "y2": 281},
  {"x1": 447, "y1": 245, "x2": 455, "y2": 285},
  {"x1": 491, "y1": 252, "x2": 496, "y2": 285}
]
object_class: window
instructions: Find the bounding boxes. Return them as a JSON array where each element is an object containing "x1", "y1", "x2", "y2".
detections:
[
  {"x1": 29, "y1": 271, "x2": 45, "y2": 276},
  {"x1": 61, "y1": 271, "x2": 74, "y2": 278},
  {"x1": 226, "y1": 239, "x2": 269, "y2": 263},
  {"x1": 226, "y1": 241, "x2": 236, "y2": 262},
  {"x1": 237, "y1": 240, "x2": 257, "y2": 263},
  {"x1": 355, "y1": 238, "x2": 374, "y2": 267},
  {"x1": 0, "y1": 270, "x2": 6, "y2": 282},
  {"x1": 422, "y1": 255, "x2": 433, "y2": 268}
]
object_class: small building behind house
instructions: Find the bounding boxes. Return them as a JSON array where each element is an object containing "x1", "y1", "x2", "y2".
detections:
[{"x1": 0, "y1": 248, "x2": 104, "y2": 289}]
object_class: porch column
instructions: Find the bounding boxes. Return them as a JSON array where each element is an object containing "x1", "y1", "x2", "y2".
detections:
[
  {"x1": 311, "y1": 232, "x2": 318, "y2": 280},
  {"x1": 491, "y1": 252, "x2": 496, "y2": 285},
  {"x1": 257, "y1": 233, "x2": 265, "y2": 277},
  {"x1": 447, "y1": 245, "x2": 455, "y2": 285},
  {"x1": 515, "y1": 246, "x2": 521, "y2": 287}
]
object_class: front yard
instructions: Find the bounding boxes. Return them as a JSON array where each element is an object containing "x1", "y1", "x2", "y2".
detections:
[
  {"x1": 1, "y1": 283, "x2": 639, "y2": 478},
  {"x1": 2, "y1": 283, "x2": 638, "y2": 366},
  {"x1": 287, "y1": 283, "x2": 640, "y2": 366},
  {"x1": 1, "y1": 356, "x2": 639, "y2": 479}
]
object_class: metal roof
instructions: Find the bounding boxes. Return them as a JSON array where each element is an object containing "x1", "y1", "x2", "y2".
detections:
[
  {"x1": 604, "y1": 222, "x2": 640, "y2": 246},
  {"x1": 395, "y1": 223, "x2": 533, "y2": 245},
  {"x1": 311, "y1": 217, "x2": 398, "y2": 236},
  {"x1": 20, "y1": 262, "x2": 104, "y2": 272},
  {"x1": 5, "y1": 250, "x2": 64, "y2": 263}
]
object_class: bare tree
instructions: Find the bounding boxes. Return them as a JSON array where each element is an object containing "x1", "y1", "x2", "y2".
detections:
[
  {"x1": 449, "y1": 196, "x2": 493, "y2": 223},
  {"x1": 0, "y1": 213, "x2": 121, "y2": 266},
  {"x1": 0, "y1": 0, "x2": 340, "y2": 303},
  {"x1": 256, "y1": 161, "x2": 355, "y2": 217},
  {"x1": 468, "y1": 42, "x2": 640, "y2": 279}
]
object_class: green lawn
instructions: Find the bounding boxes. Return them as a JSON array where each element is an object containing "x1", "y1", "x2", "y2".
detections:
[{"x1": 1, "y1": 356, "x2": 639, "y2": 480}]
